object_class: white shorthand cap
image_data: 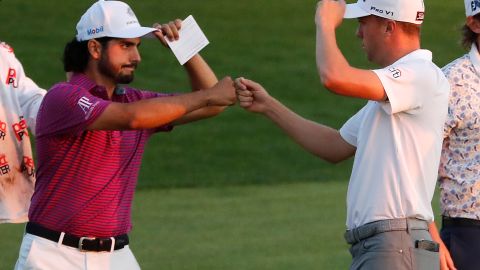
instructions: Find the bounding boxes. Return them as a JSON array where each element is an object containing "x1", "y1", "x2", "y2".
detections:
[
  {"x1": 343, "y1": 0, "x2": 425, "y2": 25},
  {"x1": 465, "y1": 0, "x2": 480, "y2": 17},
  {"x1": 76, "y1": 0, "x2": 157, "y2": 42}
]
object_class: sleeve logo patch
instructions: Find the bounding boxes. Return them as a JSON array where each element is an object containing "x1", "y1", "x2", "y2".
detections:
[
  {"x1": 78, "y1": 96, "x2": 94, "y2": 115},
  {"x1": 388, "y1": 67, "x2": 402, "y2": 79}
]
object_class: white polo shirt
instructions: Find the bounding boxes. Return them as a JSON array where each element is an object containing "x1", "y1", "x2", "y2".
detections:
[
  {"x1": 340, "y1": 49, "x2": 450, "y2": 230},
  {"x1": 0, "y1": 42, "x2": 45, "y2": 223}
]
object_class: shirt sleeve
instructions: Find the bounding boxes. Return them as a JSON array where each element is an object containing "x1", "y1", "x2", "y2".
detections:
[
  {"x1": 443, "y1": 86, "x2": 461, "y2": 139},
  {"x1": 441, "y1": 64, "x2": 468, "y2": 138},
  {"x1": 373, "y1": 65, "x2": 424, "y2": 115},
  {"x1": 339, "y1": 105, "x2": 368, "y2": 147},
  {"x1": 36, "y1": 84, "x2": 110, "y2": 137},
  {"x1": 0, "y1": 44, "x2": 46, "y2": 135},
  {"x1": 14, "y1": 59, "x2": 46, "y2": 135}
]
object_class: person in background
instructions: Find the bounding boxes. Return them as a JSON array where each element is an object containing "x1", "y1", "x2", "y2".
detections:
[
  {"x1": 0, "y1": 40, "x2": 46, "y2": 224},
  {"x1": 431, "y1": 1, "x2": 480, "y2": 269}
]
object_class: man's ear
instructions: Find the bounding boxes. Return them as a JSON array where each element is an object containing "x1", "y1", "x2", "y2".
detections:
[
  {"x1": 385, "y1": 20, "x2": 396, "y2": 35},
  {"x1": 467, "y1": 16, "x2": 480, "y2": 34},
  {"x1": 87, "y1": 39, "x2": 102, "y2": 60}
]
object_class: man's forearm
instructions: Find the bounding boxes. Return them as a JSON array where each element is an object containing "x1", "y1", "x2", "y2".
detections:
[
  {"x1": 184, "y1": 54, "x2": 218, "y2": 91},
  {"x1": 263, "y1": 96, "x2": 354, "y2": 163},
  {"x1": 89, "y1": 89, "x2": 215, "y2": 130}
]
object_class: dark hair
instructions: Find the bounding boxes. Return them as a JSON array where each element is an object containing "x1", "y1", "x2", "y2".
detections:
[
  {"x1": 462, "y1": 14, "x2": 480, "y2": 49},
  {"x1": 62, "y1": 37, "x2": 113, "y2": 73}
]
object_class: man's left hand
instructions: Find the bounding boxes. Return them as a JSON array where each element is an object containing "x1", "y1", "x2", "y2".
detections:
[{"x1": 153, "y1": 19, "x2": 182, "y2": 47}]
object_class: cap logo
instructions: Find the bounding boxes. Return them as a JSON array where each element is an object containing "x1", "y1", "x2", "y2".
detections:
[
  {"x1": 416, "y1": 12, "x2": 424, "y2": 21},
  {"x1": 370, "y1": 6, "x2": 394, "y2": 17},
  {"x1": 127, "y1": 7, "x2": 135, "y2": 17},
  {"x1": 87, "y1": 26, "x2": 104, "y2": 36},
  {"x1": 125, "y1": 7, "x2": 138, "y2": 25},
  {"x1": 472, "y1": 0, "x2": 480, "y2": 12}
]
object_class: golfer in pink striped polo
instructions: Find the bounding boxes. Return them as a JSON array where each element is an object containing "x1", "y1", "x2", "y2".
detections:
[{"x1": 14, "y1": 1, "x2": 236, "y2": 269}]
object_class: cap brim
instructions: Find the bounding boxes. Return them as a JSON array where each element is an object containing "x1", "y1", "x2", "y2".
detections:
[
  {"x1": 344, "y1": 3, "x2": 370, "y2": 19},
  {"x1": 468, "y1": 10, "x2": 480, "y2": 18},
  {"x1": 110, "y1": 26, "x2": 158, "y2": 39}
]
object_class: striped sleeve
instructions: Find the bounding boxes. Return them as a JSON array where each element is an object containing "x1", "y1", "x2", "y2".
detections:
[{"x1": 36, "y1": 83, "x2": 110, "y2": 137}]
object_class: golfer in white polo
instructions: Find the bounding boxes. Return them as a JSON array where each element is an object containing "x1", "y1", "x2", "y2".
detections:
[{"x1": 235, "y1": 0, "x2": 450, "y2": 269}]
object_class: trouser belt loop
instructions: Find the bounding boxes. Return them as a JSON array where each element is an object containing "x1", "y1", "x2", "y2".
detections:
[
  {"x1": 353, "y1": 228, "x2": 361, "y2": 244},
  {"x1": 58, "y1": 232, "x2": 66, "y2": 247},
  {"x1": 406, "y1": 218, "x2": 412, "y2": 235},
  {"x1": 110, "y1": 237, "x2": 116, "y2": 253}
]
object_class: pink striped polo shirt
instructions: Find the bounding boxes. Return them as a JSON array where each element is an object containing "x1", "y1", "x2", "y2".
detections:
[{"x1": 29, "y1": 73, "x2": 172, "y2": 237}]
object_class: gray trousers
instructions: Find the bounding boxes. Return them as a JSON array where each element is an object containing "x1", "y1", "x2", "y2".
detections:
[{"x1": 349, "y1": 229, "x2": 439, "y2": 270}]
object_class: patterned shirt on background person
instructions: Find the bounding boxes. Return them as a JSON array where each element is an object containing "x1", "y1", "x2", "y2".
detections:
[
  {"x1": 0, "y1": 41, "x2": 45, "y2": 223},
  {"x1": 439, "y1": 43, "x2": 480, "y2": 220}
]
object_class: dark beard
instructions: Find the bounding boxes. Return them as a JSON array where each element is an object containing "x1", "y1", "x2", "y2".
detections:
[{"x1": 98, "y1": 54, "x2": 136, "y2": 84}]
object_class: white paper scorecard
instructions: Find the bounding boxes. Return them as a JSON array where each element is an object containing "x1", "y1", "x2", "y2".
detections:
[{"x1": 166, "y1": 15, "x2": 209, "y2": 65}]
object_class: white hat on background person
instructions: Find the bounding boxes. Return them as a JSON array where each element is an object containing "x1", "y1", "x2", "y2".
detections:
[{"x1": 465, "y1": 0, "x2": 480, "y2": 17}]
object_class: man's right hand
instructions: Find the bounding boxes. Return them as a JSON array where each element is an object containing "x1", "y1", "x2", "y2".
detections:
[
  {"x1": 315, "y1": 0, "x2": 346, "y2": 30},
  {"x1": 234, "y1": 77, "x2": 271, "y2": 114},
  {"x1": 205, "y1": 77, "x2": 237, "y2": 107}
]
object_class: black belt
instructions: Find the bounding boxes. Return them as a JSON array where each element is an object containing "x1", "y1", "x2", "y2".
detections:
[
  {"x1": 442, "y1": 216, "x2": 480, "y2": 227},
  {"x1": 26, "y1": 222, "x2": 129, "y2": 252}
]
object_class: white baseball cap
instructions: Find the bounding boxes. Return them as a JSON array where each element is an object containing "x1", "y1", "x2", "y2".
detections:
[
  {"x1": 344, "y1": 0, "x2": 425, "y2": 25},
  {"x1": 76, "y1": 0, "x2": 157, "y2": 42},
  {"x1": 465, "y1": 0, "x2": 480, "y2": 17}
]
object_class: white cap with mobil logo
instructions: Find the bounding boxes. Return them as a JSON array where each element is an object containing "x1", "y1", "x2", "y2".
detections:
[
  {"x1": 465, "y1": 0, "x2": 480, "y2": 17},
  {"x1": 76, "y1": 0, "x2": 157, "y2": 42},
  {"x1": 343, "y1": 0, "x2": 425, "y2": 25}
]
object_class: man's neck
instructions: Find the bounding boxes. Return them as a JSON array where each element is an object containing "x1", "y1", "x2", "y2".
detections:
[
  {"x1": 379, "y1": 37, "x2": 421, "y2": 67},
  {"x1": 84, "y1": 69, "x2": 116, "y2": 99}
]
